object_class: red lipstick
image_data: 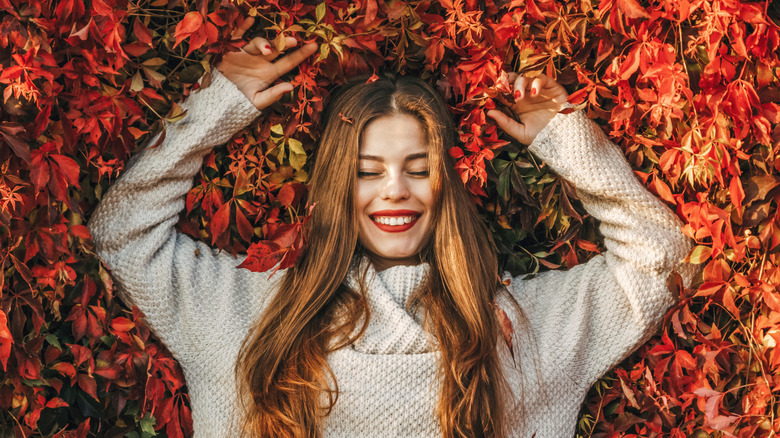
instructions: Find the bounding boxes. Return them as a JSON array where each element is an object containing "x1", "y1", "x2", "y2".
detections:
[{"x1": 369, "y1": 210, "x2": 422, "y2": 233}]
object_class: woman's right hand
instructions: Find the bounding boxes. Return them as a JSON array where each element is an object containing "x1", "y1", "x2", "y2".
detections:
[{"x1": 216, "y1": 17, "x2": 318, "y2": 111}]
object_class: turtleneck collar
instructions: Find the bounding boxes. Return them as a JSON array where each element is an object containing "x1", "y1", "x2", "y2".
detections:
[{"x1": 345, "y1": 260, "x2": 436, "y2": 354}]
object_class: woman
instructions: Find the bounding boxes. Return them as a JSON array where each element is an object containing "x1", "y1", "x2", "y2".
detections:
[{"x1": 88, "y1": 18, "x2": 693, "y2": 438}]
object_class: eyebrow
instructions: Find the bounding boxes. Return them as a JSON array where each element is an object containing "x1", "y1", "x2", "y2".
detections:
[{"x1": 358, "y1": 152, "x2": 428, "y2": 162}]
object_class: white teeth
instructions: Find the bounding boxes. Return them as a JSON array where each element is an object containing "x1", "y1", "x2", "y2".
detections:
[{"x1": 373, "y1": 216, "x2": 417, "y2": 225}]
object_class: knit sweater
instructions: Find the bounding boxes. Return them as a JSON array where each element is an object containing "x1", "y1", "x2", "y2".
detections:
[{"x1": 87, "y1": 69, "x2": 693, "y2": 437}]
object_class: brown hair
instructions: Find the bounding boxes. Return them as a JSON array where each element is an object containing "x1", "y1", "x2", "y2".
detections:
[{"x1": 236, "y1": 75, "x2": 513, "y2": 437}]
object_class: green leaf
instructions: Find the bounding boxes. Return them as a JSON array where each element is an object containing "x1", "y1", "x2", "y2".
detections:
[
  {"x1": 140, "y1": 412, "x2": 156, "y2": 437},
  {"x1": 46, "y1": 334, "x2": 62, "y2": 349},
  {"x1": 497, "y1": 169, "x2": 511, "y2": 201}
]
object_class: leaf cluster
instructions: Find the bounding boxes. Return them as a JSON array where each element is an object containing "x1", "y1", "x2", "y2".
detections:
[{"x1": 1, "y1": 0, "x2": 779, "y2": 436}]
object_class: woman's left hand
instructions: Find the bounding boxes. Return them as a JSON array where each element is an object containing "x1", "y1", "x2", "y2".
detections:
[{"x1": 487, "y1": 73, "x2": 569, "y2": 145}]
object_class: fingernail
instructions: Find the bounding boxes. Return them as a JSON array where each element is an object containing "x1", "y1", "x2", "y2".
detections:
[
  {"x1": 531, "y1": 88, "x2": 537, "y2": 96},
  {"x1": 513, "y1": 90, "x2": 521, "y2": 100},
  {"x1": 264, "y1": 44, "x2": 271, "y2": 51}
]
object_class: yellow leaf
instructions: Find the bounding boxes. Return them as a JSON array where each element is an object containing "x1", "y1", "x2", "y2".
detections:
[
  {"x1": 684, "y1": 245, "x2": 712, "y2": 264},
  {"x1": 288, "y1": 138, "x2": 305, "y2": 155}
]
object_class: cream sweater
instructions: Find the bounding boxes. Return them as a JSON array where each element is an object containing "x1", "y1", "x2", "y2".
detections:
[{"x1": 87, "y1": 70, "x2": 693, "y2": 437}]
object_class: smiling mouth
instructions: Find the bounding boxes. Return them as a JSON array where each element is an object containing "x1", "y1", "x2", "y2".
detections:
[
  {"x1": 370, "y1": 211, "x2": 421, "y2": 232},
  {"x1": 373, "y1": 216, "x2": 417, "y2": 225}
]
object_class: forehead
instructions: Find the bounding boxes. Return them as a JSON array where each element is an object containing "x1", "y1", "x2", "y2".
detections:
[{"x1": 360, "y1": 114, "x2": 428, "y2": 159}]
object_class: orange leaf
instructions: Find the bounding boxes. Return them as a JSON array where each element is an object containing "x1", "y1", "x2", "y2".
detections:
[
  {"x1": 45, "y1": 397, "x2": 69, "y2": 409},
  {"x1": 653, "y1": 176, "x2": 675, "y2": 204},
  {"x1": 174, "y1": 11, "x2": 203, "y2": 48},
  {"x1": 617, "y1": 0, "x2": 650, "y2": 19}
]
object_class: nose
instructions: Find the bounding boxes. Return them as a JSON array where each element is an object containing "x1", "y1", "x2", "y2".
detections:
[{"x1": 381, "y1": 171, "x2": 410, "y2": 201}]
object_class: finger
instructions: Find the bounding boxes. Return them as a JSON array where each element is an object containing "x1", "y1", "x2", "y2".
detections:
[
  {"x1": 243, "y1": 36, "x2": 274, "y2": 56},
  {"x1": 271, "y1": 35, "x2": 300, "y2": 52},
  {"x1": 530, "y1": 76, "x2": 545, "y2": 97},
  {"x1": 536, "y1": 74, "x2": 568, "y2": 103},
  {"x1": 487, "y1": 109, "x2": 529, "y2": 144},
  {"x1": 232, "y1": 17, "x2": 255, "y2": 40},
  {"x1": 272, "y1": 42, "x2": 318, "y2": 76},
  {"x1": 281, "y1": 35, "x2": 299, "y2": 51},
  {"x1": 513, "y1": 76, "x2": 528, "y2": 101},
  {"x1": 252, "y1": 82, "x2": 295, "y2": 110}
]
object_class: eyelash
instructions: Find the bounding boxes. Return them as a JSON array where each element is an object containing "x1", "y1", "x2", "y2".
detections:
[{"x1": 357, "y1": 170, "x2": 429, "y2": 178}]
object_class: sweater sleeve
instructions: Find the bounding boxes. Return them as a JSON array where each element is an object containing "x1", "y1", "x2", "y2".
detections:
[
  {"x1": 87, "y1": 70, "x2": 282, "y2": 358},
  {"x1": 510, "y1": 110, "x2": 695, "y2": 390}
]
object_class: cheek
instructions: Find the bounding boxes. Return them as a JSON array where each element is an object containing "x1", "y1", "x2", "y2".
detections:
[
  {"x1": 355, "y1": 182, "x2": 374, "y2": 212},
  {"x1": 413, "y1": 181, "x2": 436, "y2": 210}
]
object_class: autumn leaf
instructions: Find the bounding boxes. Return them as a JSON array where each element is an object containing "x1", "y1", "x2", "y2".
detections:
[
  {"x1": 174, "y1": 12, "x2": 203, "y2": 48},
  {"x1": 0, "y1": 310, "x2": 12, "y2": 370},
  {"x1": 3, "y1": 0, "x2": 780, "y2": 435}
]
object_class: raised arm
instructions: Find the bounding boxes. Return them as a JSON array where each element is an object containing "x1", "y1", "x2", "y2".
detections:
[
  {"x1": 87, "y1": 21, "x2": 316, "y2": 357},
  {"x1": 489, "y1": 75, "x2": 695, "y2": 389}
]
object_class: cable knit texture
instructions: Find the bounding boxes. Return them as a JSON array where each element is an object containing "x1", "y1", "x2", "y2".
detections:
[{"x1": 87, "y1": 70, "x2": 693, "y2": 437}]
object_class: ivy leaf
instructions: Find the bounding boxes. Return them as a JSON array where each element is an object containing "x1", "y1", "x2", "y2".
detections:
[
  {"x1": 0, "y1": 310, "x2": 12, "y2": 370},
  {"x1": 238, "y1": 241, "x2": 286, "y2": 274}
]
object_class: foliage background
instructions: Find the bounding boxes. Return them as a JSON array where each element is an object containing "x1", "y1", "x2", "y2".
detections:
[{"x1": 1, "y1": 0, "x2": 780, "y2": 436}]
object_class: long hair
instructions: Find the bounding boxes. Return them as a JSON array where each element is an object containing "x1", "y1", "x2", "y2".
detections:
[{"x1": 236, "y1": 74, "x2": 512, "y2": 437}]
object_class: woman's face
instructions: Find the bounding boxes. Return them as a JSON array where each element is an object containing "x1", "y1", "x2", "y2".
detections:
[{"x1": 356, "y1": 114, "x2": 435, "y2": 270}]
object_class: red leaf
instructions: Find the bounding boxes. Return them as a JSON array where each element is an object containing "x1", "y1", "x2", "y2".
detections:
[
  {"x1": 0, "y1": 124, "x2": 31, "y2": 163},
  {"x1": 133, "y1": 18, "x2": 153, "y2": 46},
  {"x1": 68, "y1": 343, "x2": 94, "y2": 370},
  {"x1": 269, "y1": 223, "x2": 302, "y2": 248},
  {"x1": 51, "y1": 154, "x2": 80, "y2": 187},
  {"x1": 617, "y1": 0, "x2": 649, "y2": 19},
  {"x1": 0, "y1": 310, "x2": 12, "y2": 370},
  {"x1": 110, "y1": 317, "x2": 134, "y2": 332},
  {"x1": 94, "y1": 366, "x2": 120, "y2": 380},
  {"x1": 30, "y1": 160, "x2": 51, "y2": 192},
  {"x1": 174, "y1": 12, "x2": 203, "y2": 48},
  {"x1": 277, "y1": 184, "x2": 295, "y2": 206},
  {"x1": 55, "y1": 0, "x2": 86, "y2": 20},
  {"x1": 45, "y1": 397, "x2": 69, "y2": 409},
  {"x1": 50, "y1": 362, "x2": 77, "y2": 379},
  {"x1": 237, "y1": 241, "x2": 286, "y2": 274},
  {"x1": 235, "y1": 209, "x2": 254, "y2": 242},
  {"x1": 449, "y1": 147, "x2": 464, "y2": 159},
  {"x1": 77, "y1": 374, "x2": 99, "y2": 401},
  {"x1": 209, "y1": 203, "x2": 231, "y2": 243}
]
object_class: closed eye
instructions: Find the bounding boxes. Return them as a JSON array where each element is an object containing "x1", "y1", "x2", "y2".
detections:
[
  {"x1": 358, "y1": 171, "x2": 382, "y2": 178},
  {"x1": 408, "y1": 170, "x2": 429, "y2": 177}
]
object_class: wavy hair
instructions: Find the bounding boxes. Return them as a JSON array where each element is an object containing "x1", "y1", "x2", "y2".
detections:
[{"x1": 236, "y1": 74, "x2": 515, "y2": 437}]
